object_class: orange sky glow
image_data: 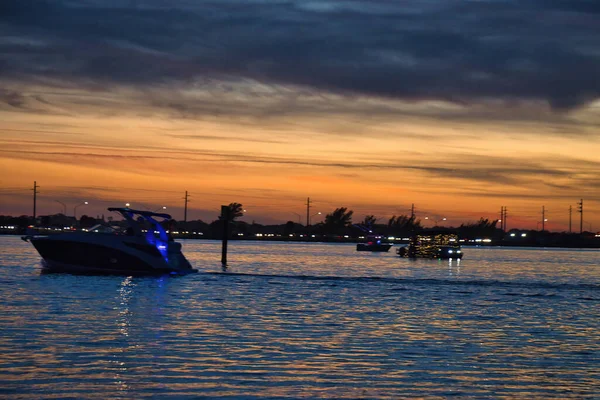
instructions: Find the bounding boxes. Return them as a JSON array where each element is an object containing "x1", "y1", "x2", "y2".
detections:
[{"x1": 1, "y1": 82, "x2": 599, "y2": 231}]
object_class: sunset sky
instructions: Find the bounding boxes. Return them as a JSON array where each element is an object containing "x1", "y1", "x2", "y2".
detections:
[{"x1": 1, "y1": 0, "x2": 599, "y2": 230}]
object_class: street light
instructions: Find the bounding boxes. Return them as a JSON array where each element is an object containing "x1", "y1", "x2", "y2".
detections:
[
  {"x1": 54, "y1": 200, "x2": 67, "y2": 215},
  {"x1": 125, "y1": 203, "x2": 131, "y2": 208},
  {"x1": 154, "y1": 206, "x2": 167, "y2": 212},
  {"x1": 74, "y1": 201, "x2": 88, "y2": 219},
  {"x1": 425, "y1": 216, "x2": 446, "y2": 226},
  {"x1": 310, "y1": 212, "x2": 322, "y2": 225},
  {"x1": 536, "y1": 218, "x2": 548, "y2": 231}
]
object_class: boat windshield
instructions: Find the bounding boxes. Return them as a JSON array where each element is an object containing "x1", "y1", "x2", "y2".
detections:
[
  {"x1": 108, "y1": 208, "x2": 171, "y2": 234},
  {"x1": 108, "y1": 207, "x2": 173, "y2": 261},
  {"x1": 84, "y1": 224, "x2": 118, "y2": 233}
]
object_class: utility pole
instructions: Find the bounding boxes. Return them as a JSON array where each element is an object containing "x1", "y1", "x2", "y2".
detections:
[
  {"x1": 183, "y1": 191, "x2": 189, "y2": 222},
  {"x1": 542, "y1": 206, "x2": 546, "y2": 231},
  {"x1": 569, "y1": 205, "x2": 572, "y2": 233},
  {"x1": 306, "y1": 197, "x2": 311, "y2": 226},
  {"x1": 411, "y1": 203, "x2": 415, "y2": 219},
  {"x1": 577, "y1": 199, "x2": 583, "y2": 234},
  {"x1": 32, "y1": 181, "x2": 39, "y2": 220},
  {"x1": 500, "y1": 206, "x2": 507, "y2": 232}
]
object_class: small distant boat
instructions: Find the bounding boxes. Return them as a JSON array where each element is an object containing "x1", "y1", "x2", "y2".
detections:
[
  {"x1": 22, "y1": 207, "x2": 197, "y2": 275},
  {"x1": 397, "y1": 231, "x2": 463, "y2": 259},
  {"x1": 356, "y1": 236, "x2": 392, "y2": 252}
]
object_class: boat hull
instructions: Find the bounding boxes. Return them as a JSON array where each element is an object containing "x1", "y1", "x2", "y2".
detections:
[
  {"x1": 29, "y1": 234, "x2": 196, "y2": 275},
  {"x1": 356, "y1": 243, "x2": 392, "y2": 252}
]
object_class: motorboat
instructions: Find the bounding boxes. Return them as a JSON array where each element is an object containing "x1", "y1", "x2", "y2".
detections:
[
  {"x1": 357, "y1": 242, "x2": 393, "y2": 252},
  {"x1": 397, "y1": 231, "x2": 463, "y2": 259},
  {"x1": 22, "y1": 207, "x2": 197, "y2": 275},
  {"x1": 356, "y1": 236, "x2": 392, "y2": 252}
]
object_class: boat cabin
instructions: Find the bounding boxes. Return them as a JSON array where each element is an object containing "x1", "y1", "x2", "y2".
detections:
[{"x1": 398, "y1": 231, "x2": 463, "y2": 259}]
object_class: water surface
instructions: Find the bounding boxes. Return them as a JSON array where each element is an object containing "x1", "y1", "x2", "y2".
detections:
[{"x1": 1, "y1": 237, "x2": 598, "y2": 398}]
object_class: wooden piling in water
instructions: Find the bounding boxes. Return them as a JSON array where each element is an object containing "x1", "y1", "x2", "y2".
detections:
[{"x1": 221, "y1": 205, "x2": 229, "y2": 268}]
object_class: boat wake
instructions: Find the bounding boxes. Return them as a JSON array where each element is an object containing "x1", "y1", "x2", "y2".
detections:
[{"x1": 202, "y1": 271, "x2": 599, "y2": 292}]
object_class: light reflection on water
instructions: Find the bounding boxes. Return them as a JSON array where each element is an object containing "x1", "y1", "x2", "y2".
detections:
[{"x1": 0, "y1": 236, "x2": 599, "y2": 398}]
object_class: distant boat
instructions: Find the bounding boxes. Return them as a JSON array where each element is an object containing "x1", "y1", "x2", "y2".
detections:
[
  {"x1": 356, "y1": 236, "x2": 392, "y2": 252},
  {"x1": 22, "y1": 207, "x2": 197, "y2": 275},
  {"x1": 397, "y1": 231, "x2": 463, "y2": 259}
]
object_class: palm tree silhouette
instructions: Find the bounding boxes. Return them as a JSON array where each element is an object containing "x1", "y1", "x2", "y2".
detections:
[
  {"x1": 324, "y1": 207, "x2": 354, "y2": 234},
  {"x1": 219, "y1": 203, "x2": 244, "y2": 222}
]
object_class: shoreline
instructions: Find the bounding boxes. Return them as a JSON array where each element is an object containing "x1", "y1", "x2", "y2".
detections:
[{"x1": 3, "y1": 233, "x2": 599, "y2": 249}]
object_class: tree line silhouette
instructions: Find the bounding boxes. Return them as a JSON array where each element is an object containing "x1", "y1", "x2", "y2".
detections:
[
  {"x1": 3, "y1": 204, "x2": 598, "y2": 248},
  {"x1": 0, "y1": 203, "x2": 505, "y2": 239}
]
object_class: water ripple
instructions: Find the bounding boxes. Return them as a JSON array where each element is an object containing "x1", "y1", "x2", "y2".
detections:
[{"x1": 0, "y1": 237, "x2": 598, "y2": 398}]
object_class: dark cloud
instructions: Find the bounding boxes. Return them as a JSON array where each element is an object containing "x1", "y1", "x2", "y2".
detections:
[
  {"x1": 456, "y1": 188, "x2": 600, "y2": 203},
  {"x1": 1, "y1": 0, "x2": 599, "y2": 111},
  {"x1": 0, "y1": 89, "x2": 27, "y2": 108},
  {"x1": 535, "y1": 0, "x2": 600, "y2": 14},
  {"x1": 2, "y1": 144, "x2": 596, "y2": 191}
]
